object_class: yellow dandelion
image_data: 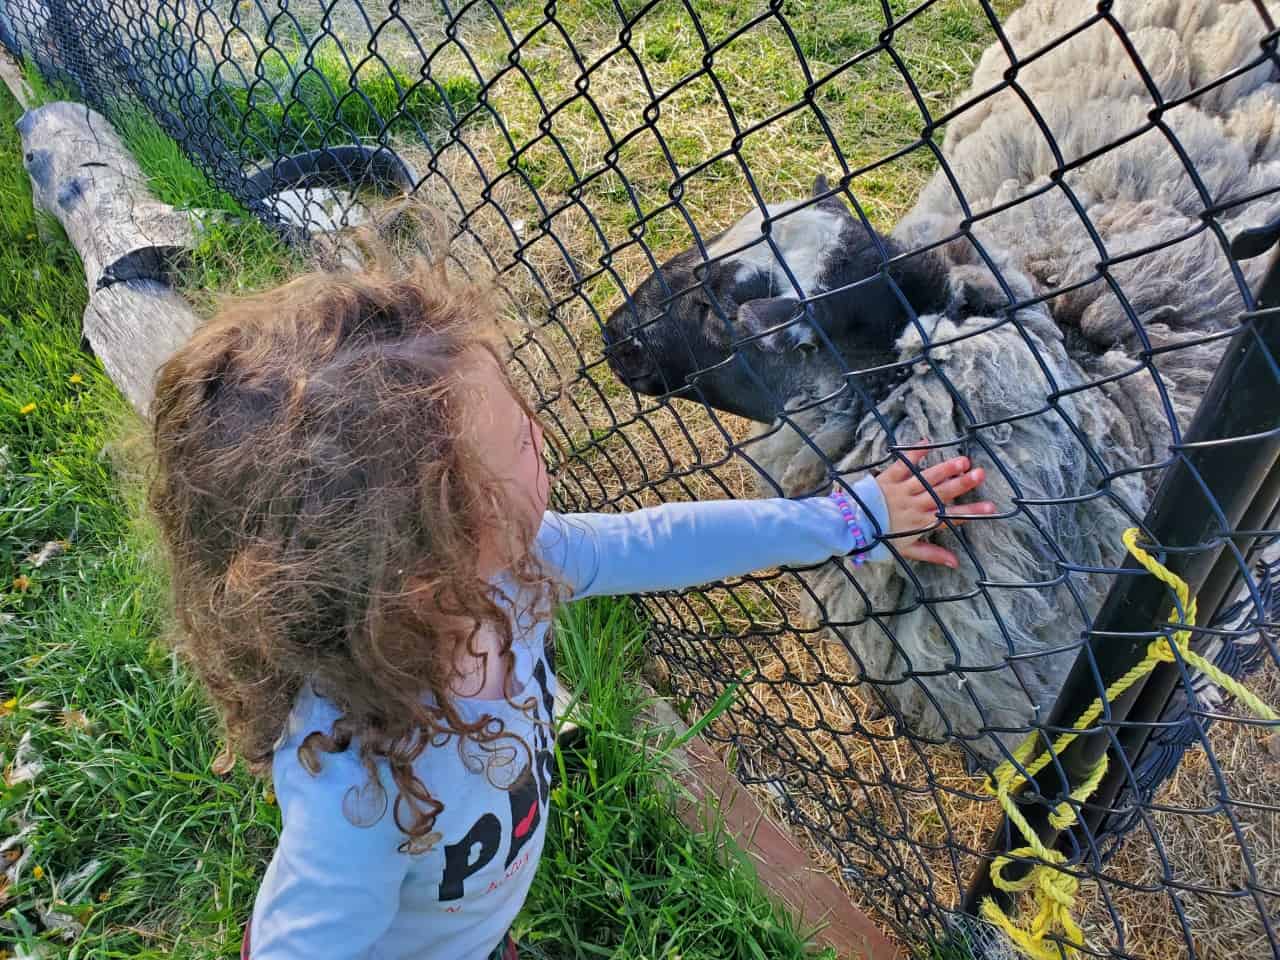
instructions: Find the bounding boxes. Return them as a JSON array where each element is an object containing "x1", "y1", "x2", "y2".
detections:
[
  {"x1": 12, "y1": 575, "x2": 30, "y2": 593},
  {"x1": 32, "y1": 865, "x2": 44, "y2": 880},
  {"x1": 98, "y1": 889, "x2": 111, "y2": 902},
  {"x1": 19, "y1": 403, "x2": 36, "y2": 416},
  {"x1": 264, "y1": 789, "x2": 276, "y2": 805},
  {"x1": 68, "y1": 374, "x2": 83, "y2": 385},
  {"x1": 0, "y1": 698, "x2": 16, "y2": 716}
]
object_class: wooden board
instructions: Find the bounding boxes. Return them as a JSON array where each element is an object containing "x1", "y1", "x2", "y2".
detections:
[{"x1": 645, "y1": 697, "x2": 904, "y2": 960}]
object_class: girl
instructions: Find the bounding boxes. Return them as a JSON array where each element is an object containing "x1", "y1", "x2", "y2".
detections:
[{"x1": 147, "y1": 251, "x2": 993, "y2": 960}]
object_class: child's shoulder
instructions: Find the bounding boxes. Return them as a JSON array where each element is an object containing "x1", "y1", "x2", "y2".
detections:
[{"x1": 272, "y1": 688, "x2": 384, "y2": 799}]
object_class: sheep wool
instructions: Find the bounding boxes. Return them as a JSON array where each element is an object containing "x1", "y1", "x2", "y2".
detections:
[{"x1": 751, "y1": 0, "x2": 1280, "y2": 759}]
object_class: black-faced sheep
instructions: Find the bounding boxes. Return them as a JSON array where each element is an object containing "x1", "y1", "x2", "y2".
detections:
[{"x1": 603, "y1": 0, "x2": 1280, "y2": 762}]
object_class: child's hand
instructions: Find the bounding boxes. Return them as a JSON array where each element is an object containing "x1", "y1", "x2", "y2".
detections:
[{"x1": 875, "y1": 447, "x2": 996, "y2": 568}]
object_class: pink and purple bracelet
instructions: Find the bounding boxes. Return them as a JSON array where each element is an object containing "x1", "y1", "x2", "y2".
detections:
[{"x1": 829, "y1": 488, "x2": 871, "y2": 566}]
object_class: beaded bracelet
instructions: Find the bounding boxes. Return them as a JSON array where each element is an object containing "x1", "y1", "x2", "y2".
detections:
[{"x1": 829, "y1": 488, "x2": 871, "y2": 566}]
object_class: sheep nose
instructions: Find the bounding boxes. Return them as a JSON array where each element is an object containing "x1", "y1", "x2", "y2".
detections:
[
  {"x1": 625, "y1": 371, "x2": 665, "y2": 396},
  {"x1": 604, "y1": 333, "x2": 664, "y2": 396}
]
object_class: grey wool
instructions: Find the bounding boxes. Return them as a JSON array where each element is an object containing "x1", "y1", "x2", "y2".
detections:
[{"x1": 747, "y1": 0, "x2": 1280, "y2": 760}]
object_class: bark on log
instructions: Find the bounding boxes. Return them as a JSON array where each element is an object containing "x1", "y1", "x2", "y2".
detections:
[
  {"x1": 16, "y1": 101, "x2": 200, "y2": 417},
  {"x1": 83, "y1": 283, "x2": 202, "y2": 419}
]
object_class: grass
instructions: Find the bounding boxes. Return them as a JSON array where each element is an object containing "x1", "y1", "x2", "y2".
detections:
[
  {"x1": 522, "y1": 600, "x2": 837, "y2": 959},
  {"x1": 20, "y1": 2, "x2": 1025, "y2": 948},
  {"x1": 108, "y1": 108, "x2": 303, "y2": 304},
  {"x1": 0, "y1": 80, "x2": 280, "y2": 958},
  {"x1": 205, "y1": 45, "x2": 481, "y2": 163},
  {"x1": 7, "y1": 3, "x2": 1272, "y2": 958},
  {"x1": 0, "y1": 79, "x2": 840, "y2": 958}
]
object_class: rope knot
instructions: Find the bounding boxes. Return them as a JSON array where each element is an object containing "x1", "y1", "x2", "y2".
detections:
[
  {"x1": 982, "y1": 846, "x2": 1083, "y2": 960},
  {"x1": 976, "y1": 528, "x2": 1276, "y2": 959}
]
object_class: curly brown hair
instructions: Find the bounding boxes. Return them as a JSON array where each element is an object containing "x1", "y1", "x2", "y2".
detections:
[{"x1": 148, "y1": 243, "x2": 556, "y2": 851}]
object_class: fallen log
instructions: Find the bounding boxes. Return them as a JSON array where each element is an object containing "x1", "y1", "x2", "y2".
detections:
[{"x1": 15, "y1": 100, "x2": 200, "y2": 417}]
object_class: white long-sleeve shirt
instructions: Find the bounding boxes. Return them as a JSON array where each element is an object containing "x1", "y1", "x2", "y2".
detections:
[{"x1": 247, "y1": 483, "x2": 889, "y2": 960}]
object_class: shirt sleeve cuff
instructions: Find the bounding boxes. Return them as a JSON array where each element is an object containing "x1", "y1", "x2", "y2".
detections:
[{"x1": 849, "y1": 474, "x2": 892, "y2": 563}]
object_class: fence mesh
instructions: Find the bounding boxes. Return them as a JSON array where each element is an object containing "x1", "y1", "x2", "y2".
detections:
[{"x1": 4, "y1": 0, "x2": 1280, "y2": 957}]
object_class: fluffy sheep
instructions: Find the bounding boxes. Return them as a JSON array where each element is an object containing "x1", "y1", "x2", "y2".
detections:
[{"x1": 603, "y1": 0, "x2": 1280, "y2": 762}]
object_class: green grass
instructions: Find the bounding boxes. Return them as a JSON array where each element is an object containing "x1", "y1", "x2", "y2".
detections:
[
  {"x1": 522, "y1": 599, "x2": 835, "y2": 960},
  {"x1": 0, "y1": 81, "x2": 280, "y2": 958},
  {"x1": 0, "y1": 80, "x2": 839, "y2": 958},
  {"x1": 2, "y1": 4, "x2": 1013, "y2": 953},
  {"x1": 108, "y1": 109, "x2": 245, "y2": 214},
  {"x1": 106, "y1": 109, "x2": 302, "y2": 301},
  {"x1": 205, "y1": 45, "x2": 480, "y2": 162}
]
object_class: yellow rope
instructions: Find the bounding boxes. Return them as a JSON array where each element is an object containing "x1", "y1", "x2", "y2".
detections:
[{"x1": 978, "y1": 528, "x2": 1277, "y2": 960}]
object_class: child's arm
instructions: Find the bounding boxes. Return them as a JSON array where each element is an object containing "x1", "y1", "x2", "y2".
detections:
[
  {"x1": 536, "y1": 452, "x2": 991, "y2": 601},
  {"x1": 246, "y1": 749, "x2": 409, "y2": 959}
]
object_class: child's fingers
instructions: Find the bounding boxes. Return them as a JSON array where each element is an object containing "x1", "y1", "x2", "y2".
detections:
[
  {"x1": 916, "y1": 467, "x2": 985, "y2": 504},
  {"x1": 880, "y1": 445, "x2": 930, "y2": 483},
  {"x1": 908, "y1": 500, "x2": 996, "y2": 532},
  {"x1": 899, "y1": 540, "x2": 959, "y2": 569},
  {"x1": 943, "y1": 500, "x2": 998, "y2": 519},
  {"x1": 905, "y1": 456, "x2": 971, "y2": 494}
]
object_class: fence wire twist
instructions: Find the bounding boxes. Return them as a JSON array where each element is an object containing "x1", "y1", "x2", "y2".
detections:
[{"x1": 4, "y1": 0, "x2": 1280, "y2": 957}]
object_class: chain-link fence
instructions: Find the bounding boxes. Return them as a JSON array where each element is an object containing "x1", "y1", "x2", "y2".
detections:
[{"x1": 4, "y1": 0, "x2": 1280, "y2": 957}]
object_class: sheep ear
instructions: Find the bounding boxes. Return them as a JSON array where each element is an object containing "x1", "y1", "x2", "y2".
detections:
[
  {"x1": 812, "y1": 174, "x2": 830, "y2": 198},
  {"x1": 738, "y1": 296, "x2": 812, "y2": 353}
]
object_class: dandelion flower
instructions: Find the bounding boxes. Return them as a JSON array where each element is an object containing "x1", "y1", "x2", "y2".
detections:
[
  {"x1": 68, "y1": 374, "x2": 82, "y2": 385},
  {"x1": 32, "y1": 865, "x2": 44, "y2": 880},
  {"x1": 0, "y1": 698, "x2": 15, "y2": 716},
  {"x1": 12, "y1": 575, "x2": 30, "y2": 593},
  {"x1": 60, "y1": 709, "x2": 92, "y2": 732},
  {"x1": 19, "y1": 403, "x2": 36, "y2": 416}
]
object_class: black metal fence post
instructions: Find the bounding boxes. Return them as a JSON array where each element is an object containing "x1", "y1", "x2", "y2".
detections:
[{"x1": 962, "y1": 240, "x2": 1280, "y2": 918}]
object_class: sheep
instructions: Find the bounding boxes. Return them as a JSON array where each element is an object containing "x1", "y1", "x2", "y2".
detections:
[{"x1": 602, "y1": 0, "x2": 1280, "y2": 762}]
